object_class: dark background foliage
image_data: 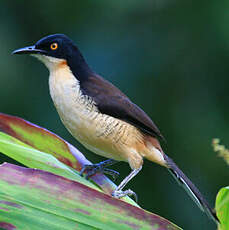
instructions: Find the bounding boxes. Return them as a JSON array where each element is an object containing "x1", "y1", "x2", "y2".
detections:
[{"x1": 1, "y1": 1, "x2": 228, "y2": 229}]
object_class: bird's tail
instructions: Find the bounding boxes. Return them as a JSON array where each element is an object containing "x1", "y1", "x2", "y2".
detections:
[{"x1": 164, "y1": 154, "x2": 218, "y2": 224}]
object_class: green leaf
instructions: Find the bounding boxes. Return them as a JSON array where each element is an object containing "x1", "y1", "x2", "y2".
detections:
[
  {"x1": 0, "y1": 113, "x2": 182, "y2": 229},
  {"x1": 0, "y1": 113, "x2": 80, "y2": 169},
  {"x1": 216, "y1": 186, "x2": 229, "y2": 230},
  {"x1": 0, "y1": 131, "x2": 97, "y2": 190},
  {"x1": 0, "y1": 113, "x2": 134, "y2": 204},
  {"x1": 0, "y1": 163, "x2": 181, "y2": 230}
]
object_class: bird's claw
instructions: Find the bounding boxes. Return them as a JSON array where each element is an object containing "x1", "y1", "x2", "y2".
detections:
[
  {"x1": 103, "y1": 168, "x2": 120, "y2": 181},
  {"x1": 112, "y1": 189, "x2": 138, "y2": 202},
  {"x1": 80, "y1": 163, "x2": 119, "y2": 181}
]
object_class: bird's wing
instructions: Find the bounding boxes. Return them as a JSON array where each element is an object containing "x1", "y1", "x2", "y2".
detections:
[{"x1": 80, "y1": 74, "x2": 164, "y2": 140}]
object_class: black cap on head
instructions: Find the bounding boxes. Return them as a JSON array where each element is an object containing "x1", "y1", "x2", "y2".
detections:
[
  {"x1": 13, "y1": 34, "x2": 93, "y2": 80},
  {"x1": 34, "y1": 34, "x2": 78, "y2": 59},
  {"x1": 13, "y1": 34, "x2": 80, "y2": 59}
]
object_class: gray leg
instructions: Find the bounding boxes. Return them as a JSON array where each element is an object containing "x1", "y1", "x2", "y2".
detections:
[
  {"x1": 80, "y1": 159, "x2": 119, "y2": 180},
  {"x1": 112, "y1": 166, "x2": 142, "y2": 201}
]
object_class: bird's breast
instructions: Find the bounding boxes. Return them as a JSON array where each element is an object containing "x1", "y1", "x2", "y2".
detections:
[
  {"x1": 48, "y1": 64, "x2": 145, "y2": 161},
  {"x1": 48, "y1": 64, "x2": 99, "y2": 138}
]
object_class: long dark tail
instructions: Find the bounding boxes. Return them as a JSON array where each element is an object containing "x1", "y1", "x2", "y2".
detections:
[{"x1": 164, "y1": 154, "x2": 218, "y2": 224}]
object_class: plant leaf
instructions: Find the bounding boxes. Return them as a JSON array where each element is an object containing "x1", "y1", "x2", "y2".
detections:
[
  {"x1": 0, "y1": 113, "x2": 131, "y2": 202},
  {"x1": 0, "y1": 131, "x2": 98, "y2": 190},
  {"x1": 0, "y1": 113, "x2": 81, "y2": 169},
  {"x1": 216, "y1": 186, "x2": 229, "y2": 230},
  {"x1": 0, "y1": 163, "x2": 181, "y2": 230}
]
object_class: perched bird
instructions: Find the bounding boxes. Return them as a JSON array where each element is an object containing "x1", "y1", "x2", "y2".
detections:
[{"x1": 13, "y1": 34, "x2": 218, "y2": 224}]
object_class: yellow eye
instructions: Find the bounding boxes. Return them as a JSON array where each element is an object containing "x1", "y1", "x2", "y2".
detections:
[{"x1": 50, "y1": 42, "x2": 58, "y2": 50}]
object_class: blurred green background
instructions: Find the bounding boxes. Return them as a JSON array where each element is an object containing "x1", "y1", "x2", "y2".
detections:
[{"x1": 0, "y1": 0, "x2": 228, "y2": 229}]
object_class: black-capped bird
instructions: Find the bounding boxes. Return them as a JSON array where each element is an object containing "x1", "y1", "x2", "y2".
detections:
[{"x1": 13, "y1": 34, "x2": 218, "y2": 224}]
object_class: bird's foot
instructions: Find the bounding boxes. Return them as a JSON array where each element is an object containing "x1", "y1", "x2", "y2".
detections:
[
  {"x1": 80, "y1": 162, "x2": 119, "y2": 181},
  {"x1": 112, "y1": 189, "x2": 138, "y2": 202}
]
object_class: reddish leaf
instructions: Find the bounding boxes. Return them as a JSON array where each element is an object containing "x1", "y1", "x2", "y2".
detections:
[
  {"x1": 0, "y1": 163, "x2": 181, "y2": 230},
  {"x1": 0, "y1": 113, "x2": 116, "y2": 195}
]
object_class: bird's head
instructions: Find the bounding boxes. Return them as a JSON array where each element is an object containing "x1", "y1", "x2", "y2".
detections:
[{"x1": 12, "y1": 34, "x2": 90, "y2": 76}]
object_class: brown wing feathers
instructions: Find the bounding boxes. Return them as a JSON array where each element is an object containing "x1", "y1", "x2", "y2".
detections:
[
  {"x1": 80, "y1": 74, "x2": 164, "y2": 140},
  {"x1": 79, "y1": 73, "x2": 219, "y2": 224}
]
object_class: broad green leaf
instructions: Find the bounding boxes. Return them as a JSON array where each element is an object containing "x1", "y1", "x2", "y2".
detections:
[
  {"x1": 216, "y1": 186, "x2": 229, "y2": 230},
  {"x1": 0, "y1": 113, "x2": 135, "y2": 205},
  {"x1": 0, "y1": 131, "x2": 98, "y2": 190},
  {"x1": 0, "y1": 163, "x2": 181, "y2": 230},
  {"x1": 0, "y1": 113, "x2": 80, "y2": 169}
]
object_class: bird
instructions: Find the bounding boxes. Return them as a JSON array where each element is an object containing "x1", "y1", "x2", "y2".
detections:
[{"x1": 12, "y1": 34, "x2": 218, "y2": 224}]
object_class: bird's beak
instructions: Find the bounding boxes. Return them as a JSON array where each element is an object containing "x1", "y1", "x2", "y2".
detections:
[{"x1": 12, "y1": 45, "x2": 47, "y2": 55}]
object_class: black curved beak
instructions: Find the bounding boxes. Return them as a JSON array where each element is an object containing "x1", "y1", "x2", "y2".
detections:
[{"x1": 12, "y1": 45, "x2": 47, "y2": 55}]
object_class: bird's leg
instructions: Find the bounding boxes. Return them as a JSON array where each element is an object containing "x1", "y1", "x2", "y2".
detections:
[
  {"x1": 112, "y1": 166, "x2": 142, "y2": 202},
  {"x1": 80, "y1": 159, "x2": 119, "y2": 180}
]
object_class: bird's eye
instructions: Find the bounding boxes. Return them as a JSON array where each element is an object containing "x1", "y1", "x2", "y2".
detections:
[{"x1": 50, "y1": 43, "x2": 58, "y2": 50}]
